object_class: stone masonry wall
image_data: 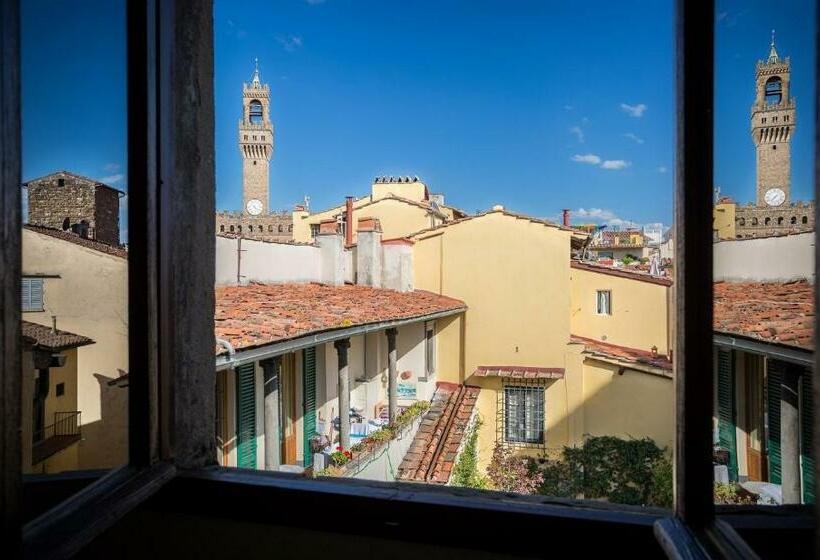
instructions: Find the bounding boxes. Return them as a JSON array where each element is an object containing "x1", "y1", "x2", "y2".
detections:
[{"x1": 215, "y1": 210, "x2": 293, "y2": 242}]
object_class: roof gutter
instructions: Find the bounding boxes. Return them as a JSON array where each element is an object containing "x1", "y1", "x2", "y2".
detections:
[
  {"x1": 713, "y1": 332, "x2": 813, "y2": 367},
  {"x1": 215, "y1": 306, "x2": 466, "y2": 371}
]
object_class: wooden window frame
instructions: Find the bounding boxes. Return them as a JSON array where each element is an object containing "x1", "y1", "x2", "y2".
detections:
[{"x1": 0, "y1": 0, "x2": 816, "y2": 557}]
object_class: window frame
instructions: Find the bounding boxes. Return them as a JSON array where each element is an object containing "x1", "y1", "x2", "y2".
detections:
[
  {"x1": 596, "y1": 289, "x2": 612, "y2": 316},
  {"x1": 502, "y1": 384, "x2": 545, "y2": 445},
  {"x1": 20, "y1": 277, "x2": 44, "y2": 312},
  {"x1": 0, "y1": 0, "x2": 815, "y2": 557}
]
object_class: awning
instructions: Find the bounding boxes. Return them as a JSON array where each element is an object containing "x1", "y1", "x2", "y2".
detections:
[{"x1": 472, "y1": 365, "x2": 564, "y2": 380}]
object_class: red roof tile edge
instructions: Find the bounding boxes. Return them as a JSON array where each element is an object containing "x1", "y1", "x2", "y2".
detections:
[
  {"x1": 570, "y1": 335, "x2": 673, "y2": 372},
  {"x1": 571, "y1": 260, "x2": 673, "y2": 286},
  {"x1": 472, "y1": 365, "x2": 565, "y2": 379}
]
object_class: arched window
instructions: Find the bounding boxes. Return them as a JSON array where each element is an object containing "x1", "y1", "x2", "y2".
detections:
[
  {"x1": 802, "y1": 216, "x2": 808, "y2": 224},
  {"x1": 238, "y1": 225, "x2": 242, "y2": 233},
  {"x1": 220, "y1": 225, "x2": 225, "y2": 232},
  {"x1": 288, "y1": 224, "x2": 292, "y2": 232},
  {"x1": 738, "y1": 218, "x2": 745, "y2": 226},
  {"x1": 765, "y1": 217, "x2": 771, "y2": 225},
  {"x1": 230, "y1": 225, "x2": 235, "y2": 232},
  {"x1": 249, "y1": 100, "x2": 263, "y2": 124},
  {"x1": 268, "y1": 225, "x2": 273, "y2": 232},
  {"x1": 790, "y1": 216, "x2": 797, "y2": 225},
  {"x1": 765, "y1": 77, "x2": 782, "y2": 105},
  {"x1": 278, "y1": 224, "x2": 283, "y2": 232},
  {"x1": 751, "y1": 217, "x2": 758, "y2": 225},
  {"x1": 777, "y1": 217, "x2": 784, "y2": 225}
]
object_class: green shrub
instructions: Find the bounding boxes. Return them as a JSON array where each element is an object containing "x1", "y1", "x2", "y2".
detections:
[
  {"x1": 537, "y1": 436, "x2": 671, "y2": 506},
  {"x1": 450, "y1": 416, "x2": 488, "y2": 489},
  {"x1": 714, "y1": 482, "x2": 758, "y2": 505}
]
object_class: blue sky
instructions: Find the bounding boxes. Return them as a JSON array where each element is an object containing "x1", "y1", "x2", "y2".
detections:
[{"x1": 21, "y1": 1, "x2": 815, "y2": 239}]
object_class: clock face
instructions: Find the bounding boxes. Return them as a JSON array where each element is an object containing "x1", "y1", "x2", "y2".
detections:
[
  {"x1": 764, "y1": 188, "x2": 786, "y2": 207},
  {"x1": 246, "y1": 199, "x2": 263, "y2": 216}
]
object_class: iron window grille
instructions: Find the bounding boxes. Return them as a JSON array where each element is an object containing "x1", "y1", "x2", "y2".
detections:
[{"x1": 498, "y1": 379, "x2": 546, "y2": 448}]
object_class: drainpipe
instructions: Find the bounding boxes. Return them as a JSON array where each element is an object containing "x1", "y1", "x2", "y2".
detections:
[
  {"x1": 216, "y1": 338, "x2": 235, "y2": 360},
  {"x1": 345, "y1": 196, "x2": 354, "y2": 247}
]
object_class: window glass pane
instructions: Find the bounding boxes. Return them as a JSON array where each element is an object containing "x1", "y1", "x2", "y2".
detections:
[
  {"x1": 213, "y1": 0, "x2": 674, "y2": 507},
  {"x1": 713, "y1": 0, "x2": 815, "y2": 506},
  {"x1": 20, "y1": 0, "x2": 128, "y2": 505}
]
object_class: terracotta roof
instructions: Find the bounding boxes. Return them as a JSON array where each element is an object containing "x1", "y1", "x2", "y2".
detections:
[
  {"x1": 24, "y1": 225, "x2": 128, "y2": 259},
  {"x1": 396, "y1": 382, "x2": 480, "y2": 484},
  {"x1": 22, "y1": 321, "x2": 94, "y2": 351},
  {"x1": 215, "y1": 283, "x2": 466, "y2": 353},
  {"x1": 570, "y1": 335, "x2": 673, "y2": 373},
  {"x1": 472, "y1": 365, "x2": 565, "y2": 379},
  {"x1": 571, "y1": 260, "x2": 672, "y2": 286},
  {"x1": 23, "y1": 170, "x2": 125, "y2": 195},
  {"x1": 714, "y1": 281, "x2": 814, "y2": 351}
]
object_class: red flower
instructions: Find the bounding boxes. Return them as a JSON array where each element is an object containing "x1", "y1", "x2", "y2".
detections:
[
  {"x1": 344, "y1": 451, "x2": 352, "y2": 458},
  {"x1": 336, "y1": 446, "x2": 342, "y2": 451}
]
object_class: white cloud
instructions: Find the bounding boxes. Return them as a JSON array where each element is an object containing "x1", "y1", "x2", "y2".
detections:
[
  {"x1": 600, "y1": 160, "x2": 630, "y2": 170},
  {"x1": 620, "y1": 103, "x2": 647, "y2": 118},
  {"x1": 563, "y1": 104, "x2": 574, "y2": 111},
  {"x1": 572, "y1": 154, "x2": 601, "y2": 165},
  {"x1": 103, "y1": 163, "x2": 121, "y2": 172},
  {"x1": 276, "y1": 35, "x2": 303, "y2": 52},
  {"x1": 100, "y1": 174, "x2": 124, "y2": 184},
  {"x1": 569, "y1": 126, "x2": 584, "y2": 143},
  {"x1": 657, "y1": 166, "x2": 668, "y2": 174},
  {"x1": 572, "y1": 207, "x2": 638, "y2": 228},
  {"x1": 623, "y1": 132, "x2": 644, "y2": 144}
]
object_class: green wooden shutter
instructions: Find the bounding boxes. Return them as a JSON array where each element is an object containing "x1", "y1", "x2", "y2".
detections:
[
  {"x1": 717, "y1": 348, "x2": 738, "y2": 482},
  {"x1": 801, "y1": 371, "x2": 815, "y2": 504},
  {"x1": 302, "y1": 347, "x2": 317, "y2": 468},
  {"x1": 767, "y1": 362, "x2": 782, "y2": 485},
  {"x1": 235, "y1": 363, "x2": 257, "y2": 469}
]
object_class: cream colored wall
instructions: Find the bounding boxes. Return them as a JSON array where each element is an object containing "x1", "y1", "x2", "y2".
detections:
[
  {"x1": 414, "y1": 212, "x2": 573, "y2": 378},
  {"x1": 570, "y1": 267, "x2": 670, "y2": 354},
  {"x1": 435, "y1": 314, "x2": 463, "y2": 384},
  {"x1": 714, "y1": 202, "x2": 737, "y2": 240},
  {"x1": 22, "y1": 229, "x2": 129, "y2": 469},
  {"x1": 579, "y1": 359, "x2": 674, "y2": 452},
  {"x1": 371, "y1": 181, "x2": 427, "y2": 203},
  {"x1": 294, "y1": 197, "x2": 442, "y2": 244}
]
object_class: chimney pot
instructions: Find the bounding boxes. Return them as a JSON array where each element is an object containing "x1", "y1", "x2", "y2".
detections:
[{"x1": 562, "y1": 209, "x2": 571, "y2": 227}]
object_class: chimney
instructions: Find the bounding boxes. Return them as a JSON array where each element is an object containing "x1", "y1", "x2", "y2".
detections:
[
  {"x1": 51, "y1": 315, "x2": 57, "y2": 334},
  {"x1": 345, "y1": 196, "x2": 354, "y2": 247},
  {"x1": 356, "y1": 217, "x2": 383, "y2": 288},
  {"x1": 316, "y1": 219, "x2": 345, "y2": 286},
  {"x1": 382, "y1": 238, "x2": 414, "y2": 292},
  {"x1": 562, "y1": 209, "x2": 571, "y2": 227}
]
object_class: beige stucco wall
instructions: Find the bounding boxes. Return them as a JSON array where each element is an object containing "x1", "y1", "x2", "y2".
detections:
[
  {"x1": 414, "y1": 212, "x2": 573, "y2": 378},
  {"x1": 713, "y1": 231, "x2": 815, "y2": 283},
  {"x1": 22, "y1": 229, "x2": 129, "y2": 469},
  {"x1": 570, "y1": 267, "x2": 670, "y2": 355},
  {"x1": 713, "y1": 202, "x2": 737, "y2": 240}
]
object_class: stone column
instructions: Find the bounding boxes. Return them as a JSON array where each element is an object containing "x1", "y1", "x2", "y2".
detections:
[
  {"x1": 781, "y1": 365, "x2": 801, "y2": 504},
  {"x1": 261, "y1": 357, "x2": 281, "y2": 470},
  {"x1": 335, "y1": 339, "x2": 351, "y2": 450},
  {"x1": 386, "y1": 328, "x2": 398, "y2": 423}
]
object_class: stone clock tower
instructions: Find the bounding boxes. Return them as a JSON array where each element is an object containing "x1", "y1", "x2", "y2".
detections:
[
  {"x1": 215, "y1": 60, "x2": 293, "y2": 241},
  {"x1": 751, "y1": 31, "x2": 794, "y2": 207},
  {"x1": 729, "y1": 31, "x2": 813, "y2": 239},
  {"x1": 240, "y1": 60, "x2": 274, "y2": 214}
]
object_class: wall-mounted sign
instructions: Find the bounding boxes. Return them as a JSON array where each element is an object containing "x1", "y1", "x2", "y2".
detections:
[{"x1": 397, "y1": 383, "x2": 416, "y2": 399}]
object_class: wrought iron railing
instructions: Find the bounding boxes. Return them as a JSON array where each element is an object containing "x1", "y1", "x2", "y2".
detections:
[{"x1": 32, "y1": 411, "x2": 81, "y2": 458}]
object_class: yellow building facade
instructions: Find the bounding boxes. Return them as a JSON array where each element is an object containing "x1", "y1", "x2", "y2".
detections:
[
  {"x1": 713, "y1": 201, "x2": 737, "y2": 240},
  {"x1": 411, "y1": 209, "x2": 674, "y2": 472},
  {"x1": 292, "y1": 177, "x2": 463, "y2": 244}
]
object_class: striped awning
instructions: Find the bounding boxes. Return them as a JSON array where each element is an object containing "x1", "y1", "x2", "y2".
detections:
[{"x1": 472, "y1": 366, "x2": 564, "y2": 380}]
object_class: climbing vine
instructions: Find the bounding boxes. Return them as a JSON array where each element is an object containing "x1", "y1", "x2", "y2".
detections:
[{"x1": 450, "y1": 415, "x2": 488, "y2": 489}]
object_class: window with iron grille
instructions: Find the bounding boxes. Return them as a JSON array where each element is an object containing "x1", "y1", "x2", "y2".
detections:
[
  {"x1": 503, "y1": 385, "x2": 545, "y2": 444},
  {"x1": 21, "y1": 277, "x2": 44, "y2": 312}
]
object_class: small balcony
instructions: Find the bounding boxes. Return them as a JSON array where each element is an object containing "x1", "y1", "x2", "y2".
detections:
[{"x1": 32, "y1": 411, "x2": 82, "y2": 466}]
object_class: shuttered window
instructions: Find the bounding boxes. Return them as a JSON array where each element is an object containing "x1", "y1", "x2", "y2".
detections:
[
  {"x1": 767, "y1": 361, "x2": 783, "y2": 485},
  {"x1": 716, "y1": 348, "x2": 738, "y2": 481},
  {"x1": 801, "y1": 372, "x2": 814, "y2": 504},
  {"x1": 302, "y1": 347, "x2": 317, "y2": 468},
  {"x1": 21, "y1": 277, "x2": 44, "y2": 312},
  {"x1": 235, "y1": 363, "x2": 257, "y2": 469}
]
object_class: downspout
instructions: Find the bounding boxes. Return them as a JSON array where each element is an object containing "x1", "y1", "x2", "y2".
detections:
[
  {"x1": 236, "y1": 237, "x2": 242, "y2": 285},
  {"x1": 216, "y1": 338, "x2": 235, "y2": 366}
]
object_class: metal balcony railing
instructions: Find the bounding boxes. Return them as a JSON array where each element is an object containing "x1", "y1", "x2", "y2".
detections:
[{"x1": 32, "y1": 411, "x2": 81, "y2": 465}]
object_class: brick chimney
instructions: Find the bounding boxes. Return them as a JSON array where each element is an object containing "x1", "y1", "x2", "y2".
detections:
[
  {"x1": 345, "y1": 196, "x2": 354, "y2": 246},
  {"x1": 562, "y1": 209, "x2": 571, "y2": 227}
]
